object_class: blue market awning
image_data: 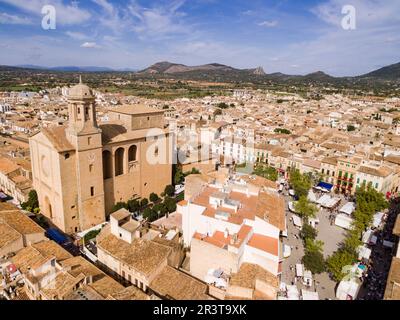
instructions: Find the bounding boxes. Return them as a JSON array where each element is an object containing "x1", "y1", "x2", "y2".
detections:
[
  {"x1": 317, "y1": 182, "x2": 333, "y2": 190},
  {"x1": 46, "y1": 228, "x2": 69, "y2": 244}
]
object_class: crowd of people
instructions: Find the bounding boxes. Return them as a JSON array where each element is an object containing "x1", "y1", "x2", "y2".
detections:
[{"x1": 357, "y1": 199, "x2": 399, "y2": 300}]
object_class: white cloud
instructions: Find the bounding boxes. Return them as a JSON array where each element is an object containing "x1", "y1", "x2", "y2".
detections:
[
  {"x1": 127, "y1": 0, "x2": 191, "y2": 38},
  {"x1": 81, "y1": 42, "x2": 101, "y2": 49},
  {"x1": 65, "y1": 31, "x2": 89, "y2": 40},
  {"x1": 0, "y1": 0, "x2": 91, "y2": 25},
  {"x1": 257, "y1": 20, "x2": 278, "y2": 27},
  {"x1": 0, "y1": 12, "x2": 32, "y2": 25},
  {"x1": 312, "y1": 0, "x2": 400, "y2": 27}
]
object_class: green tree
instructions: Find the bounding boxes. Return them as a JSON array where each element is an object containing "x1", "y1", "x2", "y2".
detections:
[
  {"x1": 216, "y1": 102, "x2": 229, "y2": 109},
  {"x1": 149, "y1": 192, "x2": 159, "y2": 203},
  {"x1": 174, "y1": 167, "x2": 185, "y2": 185},
  {"x1": 143, "y1": 208, "x2": 158, "y2": 222},
  {"x1": 164, "y1": 197, "x2": 177, "y2": 213},
  {"x1": 294, "y1": 196, "x2": 318, "y2": 219},
  {"x1": 253, "y1": 164, "x2": 278, "y2": 182},
  {"x1": 153, "y1": 203, "x2": 168, "y2": 216},
  {"x1": 111, "y1": 202, "x2": 128, "y2": 213},
  {"x1": 84, "y1": 229, "x2": 101, "y2": 242},
  {"x1": 347, "y1": 124, "x2": 356, "y2": 132},
  {"x1": 21, "y1": 190, "x2": 39, "y2": 212},
  {"x1": 326, "y1": 249, "x2": 357, "y2": 282},
  {"x1": 127, "y1": 199, "x2": 140, "y2": 212},
  {"x1": 302, "y1": 250, "x2": 325, "y2": 274},
  {"x1": 289, "y1": 169, "x2": 312, "y2": 198},
  {"x1": 300, "y1": 224, "x2": 318, "y2": 241},
  {"x1": 164, "y1": 185, "x2": 175, "y2": 197},
  {"x1": 140, "y1": 198, "x2": 149, "y2": 208},
  {"x1": 274, "y1": 128, "x2": 291, "y2": 134}
]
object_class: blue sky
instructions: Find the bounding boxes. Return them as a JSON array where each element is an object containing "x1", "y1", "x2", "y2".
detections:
[{"x1": 0, "y1": 0, "x2": 398, "y2": 76}]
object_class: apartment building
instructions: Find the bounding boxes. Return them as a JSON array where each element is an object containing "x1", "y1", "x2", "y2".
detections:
[{"x1": 178, "y1": 169, "x2": 285, "y2": 296}]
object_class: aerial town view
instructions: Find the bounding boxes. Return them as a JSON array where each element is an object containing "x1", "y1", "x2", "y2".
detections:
[{"x1": 0, "y1": 0, "x2": 399, "y2": 309}]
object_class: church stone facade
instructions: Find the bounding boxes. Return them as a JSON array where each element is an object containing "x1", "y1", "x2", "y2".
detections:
[{"x1": 29, "y1": 80, "x2": 172, "y2": 234}]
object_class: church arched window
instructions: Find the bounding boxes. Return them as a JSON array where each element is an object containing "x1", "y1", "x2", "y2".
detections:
[
  {"x1": 115, "y1": 148, "x2": 125, "y2": 176},
  {"x1": 102, "y1": 150, "x2": 112, "y2": 179},
  {"x1": 128, "y1": 145, "x2": 137, "y2": 162}
]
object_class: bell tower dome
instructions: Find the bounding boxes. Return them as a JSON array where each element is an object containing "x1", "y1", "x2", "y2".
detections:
[{"x1": 67, "y1": 76, "x2": 100, "y2": 137}]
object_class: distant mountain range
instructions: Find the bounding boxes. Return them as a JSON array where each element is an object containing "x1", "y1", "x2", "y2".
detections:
[
  {"x1": 138, "y1": 61, "x2": 266, "y2": 76},
  {"x1": 138, "y1": 61, "x2": 400, "y2": 81},
  {"x1": 2, "y1": 61, "x2": 399, "y2": 82}
]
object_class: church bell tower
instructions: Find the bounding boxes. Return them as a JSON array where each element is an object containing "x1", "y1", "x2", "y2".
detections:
[{"x1": 66, "y1": 77, "x2": 105, "y2": 231}]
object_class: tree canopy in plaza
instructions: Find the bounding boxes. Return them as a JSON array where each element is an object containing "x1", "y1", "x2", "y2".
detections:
[
  {"x1": 294, "y1": 196, "x2": 318, "y2": 219},
  {"x1": 289, "y1": 169, "x2": 312, "y2": 198},
  {"x1": 253, "y1": 164, "x2": 278, "y2": 182}
]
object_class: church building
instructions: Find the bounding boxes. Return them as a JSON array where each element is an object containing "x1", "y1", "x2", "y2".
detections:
[{"x1": 29, "y1": 79, "x2": 172, "y2": 234}]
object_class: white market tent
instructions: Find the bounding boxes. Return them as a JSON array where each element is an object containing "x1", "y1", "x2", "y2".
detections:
[
  {"x1": 357, "y1": 245, "x2": 372, "y2": 260},
  {"x1": 287, "y1": 285, "x2": 300, "y2": 300},
  {"x1": 303, "y1": 270, "x2": 313, "y2": 287},
  {"x1": 307, "y1": 190, "x2": 317, "y2": 203},
  {"x1": 288, "y1": 201, "x2": 297, "y2": 213},
  {"x1": 292, "y1": 215, "x2": 303, "y2": 228},
  {"x1": 324, "y1": 197, "x2": 341, "y2": 209},
  {"x1": 317, "y1": 194, "x2": 331, "y2": 206},
  {"x1": 283, "y1": 244, "x2": 292, "y2": 258},
  {"x1": 336, "y1": 279, "x2": 361, "y2": 300},
  {"x1": 335, "y1": 214, "x2": 354, "y2": 230},
  {"x1": 362, "y1": 229, "x2": 374, "y2": 244},
  {"x1": 302, "y1": 290, "x2": 319, "y2": 300},
  {"x1": 296, "y1": 264, "x2": 304, "y2": 277},
  {"x1": 372, "y1": 212, "x2": 384, "y2": 228},
  {"x1": 339, "y1": 202, "x2": 355, "y2": 215}
]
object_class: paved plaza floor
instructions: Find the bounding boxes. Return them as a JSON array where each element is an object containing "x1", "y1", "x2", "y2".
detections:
[{"x1": 281, "y1": 191, "x2": 348, "y2": 300}]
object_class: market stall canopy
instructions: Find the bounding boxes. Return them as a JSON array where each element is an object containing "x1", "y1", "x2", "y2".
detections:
[
  {"x1": 316, "y1": 181, "x2": 333, "y2": 192},
  {"x1": 335, "y1": 214, "x2": 354, "y2": 230},
  {"x1": 336, "y1": 278, "x2": 361, "y2": 300},
  {"x1": 372, "y1": 212, "x2": 384, "y2": 228},
  {"x1": 307, "y1": 190, "x2": 317, "y2": 203},
  {"x1": 287, "y1": 285, "x2": 300, "y2": 300},
  {"x1": 292, "y1": 214, "x2": 303, "y2": 228},
  {"x1": 296, "y1": 264, "x2": 304, "y2": 277},
  {"x1": 357, "y1": 245, "x2": 372, "y2": 260},
  {"x1": 339, "y1": 202, "x2": 355, "y2": 215}
]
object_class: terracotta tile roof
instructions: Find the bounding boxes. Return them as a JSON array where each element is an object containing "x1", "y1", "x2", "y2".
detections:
[
  {"x1": 229, "y1": 263, "x2": 279, "y2": 290},
  {"x1": 0, "y1": 157, "x2": 20, "y2": 174},
  {"x1": 97, "y1": 233, "x2": 171, "y2": 277},
  {"x1": 255, "y1": 191, "x2": 286, "y2": 231},
  {"x1": 192, "y1": 186, "x2": 285, "y2": 231},
  {"x1": 40, "y1": 126, "x2": 75, "y2": 152},
  {"x1": 247, "y1": 234, "x2": 279, "y2": 256},
  {"x1": 358, "y1": 165, "x2": 392, "y2": 177},
  {"x1": 150, "y1": 266, "x2": 212, "y2": 300},
  {"x1": 0, "y1": 221, "x2": 21, "y2": 249},
  {"x1": 32, "y1": 240, "x2": 72, "y2": 261},
  {"x1": 111, "y1": 104, "x2": 164, "y2": 115},
  {"x1": 0, "y1": 210, "x2": 44, "y2": 235},
  {"x1": 107, "y1": 286, "x2": 149, "y2": 300}
]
